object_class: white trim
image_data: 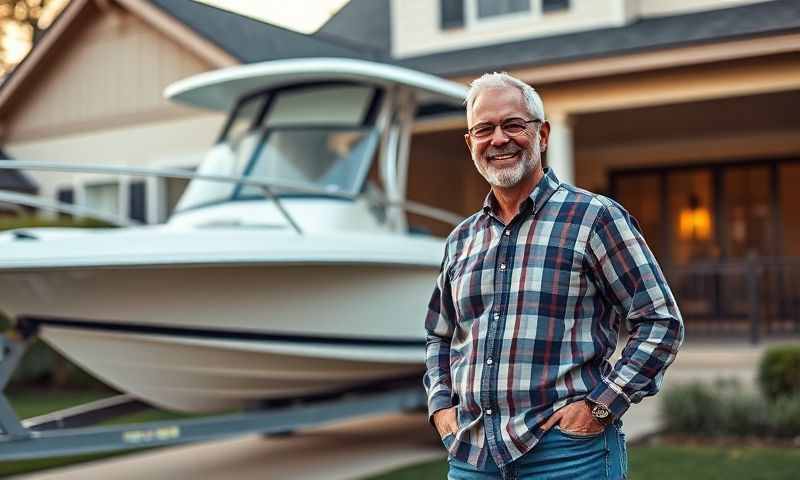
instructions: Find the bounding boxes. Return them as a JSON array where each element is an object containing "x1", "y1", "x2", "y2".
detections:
[{"x1": 147, "y1": 155, "x2": 204, "y2": 224}]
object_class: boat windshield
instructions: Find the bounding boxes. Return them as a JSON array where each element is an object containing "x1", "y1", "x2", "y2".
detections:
[{"x1": 175, "y1": 84, "x2": 380, "y2": 212}]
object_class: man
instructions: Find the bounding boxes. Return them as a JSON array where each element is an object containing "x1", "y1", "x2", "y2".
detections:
[{"x1": 423, "y1": 72, "x2": 684, "y2": 480}]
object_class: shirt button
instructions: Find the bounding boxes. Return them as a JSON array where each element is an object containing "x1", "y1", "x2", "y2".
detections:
[
  {"x1": 499, "y1": 263, "x2": 507, "y2": 271},
  {"x1": 504, "y1": 230, "x2": 510, "y2": 236},
  {"x1": 486, "y1": 358, "x2": 494, "y2": 365},
  {"x1": 486, "y1": 409, "x2": 493, "y2": 416},
  {"x1": 493, "y1": 313, "x2": 500, "y2": 320}
]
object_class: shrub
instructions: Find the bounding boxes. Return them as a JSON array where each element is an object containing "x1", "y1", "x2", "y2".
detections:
[
  {"x1": 662, "y1": 382, "x2": 725, "y2": 435},
  {"x1": 661, "y1": 380, "x2": 767, "y2": 437},
  {"x1": 661, "y1": 380, "x2": 800, "y2": 439},
  {"x1": 767, "y1": 394, "x2": 800, "y2": 438},
  {"x1": 758, "y1": 345, "x2": 800, "y2": 401},
  {"x1": 7, "y1": 339, "x2": 110, "y2": 391}
]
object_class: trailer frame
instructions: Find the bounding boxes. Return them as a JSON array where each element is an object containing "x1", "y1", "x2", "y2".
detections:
[{"x1": 0, "y1": 325, "x2": 427, "y2": 461}]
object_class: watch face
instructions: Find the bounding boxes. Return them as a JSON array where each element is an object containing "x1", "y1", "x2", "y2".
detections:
[{"x1": 592, "y1": 405, "x2": 610, "y2": 419}]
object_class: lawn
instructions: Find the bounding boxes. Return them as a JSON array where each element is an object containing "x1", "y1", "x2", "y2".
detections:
[{"x1": 364, "y1": 444, "x2": 800, "y2": 480}]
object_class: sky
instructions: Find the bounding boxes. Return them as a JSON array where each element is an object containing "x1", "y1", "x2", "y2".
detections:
[{"x1": 195, "y1": 0, "x2": 351, "y2": 34}]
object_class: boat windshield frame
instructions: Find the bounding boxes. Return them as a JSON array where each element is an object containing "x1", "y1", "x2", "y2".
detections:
[{"x1": 175, "y1": 81, "x2": 385, "y2": 213}]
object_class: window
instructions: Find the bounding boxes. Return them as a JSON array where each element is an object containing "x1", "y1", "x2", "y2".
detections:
[
  {"x1": 84, "y1": 182, "x2": 119, "y2": 217},
  {"x1": 542, "y1": 0, "x2": 569, "y2": 13},
  {"x1": 441, "y1": 0, "x2": 562, "y2": 32},
  {"x1": 477, "y1": 0, "x2": 529, "y2": 18},
  {"x1": 57, "y1": 187, "x2": 74, "y2": 220},
  {"x1": 176, "y1": 84, "x2": 381, "y2": 212},
  {"x1": 57, "y1": 188, "x2": 74, "y2": 205},
  {"x1": 440, "y1": 0, "x2": 464, "y2": 29},
  {"x1": 129, "y1": 181, "x2": 147, "y2": 223}
]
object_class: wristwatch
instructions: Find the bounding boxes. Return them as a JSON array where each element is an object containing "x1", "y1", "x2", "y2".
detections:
[{"x1": 588, "y1": 401, "x2": 612, "y2": 425}]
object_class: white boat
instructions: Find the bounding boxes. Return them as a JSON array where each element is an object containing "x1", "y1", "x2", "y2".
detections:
[{"x1": 0, "y1": 58, "x2": 467, "y2": 413}]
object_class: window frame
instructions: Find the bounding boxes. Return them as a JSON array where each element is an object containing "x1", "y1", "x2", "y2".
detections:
[
  {"x1": 439, "y1": 0, "x2": 572, "y2": 33},
  {"x1": 475, "y1": 0, "x2": 532, "y2": 21}
]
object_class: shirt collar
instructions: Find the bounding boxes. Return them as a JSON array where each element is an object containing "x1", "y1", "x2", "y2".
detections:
[{"x1": 482, "y1": 167, "x2": 561, "y2": 219}]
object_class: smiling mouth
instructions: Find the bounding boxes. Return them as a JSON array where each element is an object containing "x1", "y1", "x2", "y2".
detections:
[{"x1": 488, "y1": 151, "x2": 520, "y2": 162}]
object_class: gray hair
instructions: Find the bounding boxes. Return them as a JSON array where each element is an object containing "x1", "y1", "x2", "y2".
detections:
[{"x1": 465, "y1": 72, "x2": 545, "y2": 122}]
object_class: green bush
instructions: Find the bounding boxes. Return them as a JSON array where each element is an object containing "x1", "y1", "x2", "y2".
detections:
[
  {"x1": 662, "y1": 382, "x2": 725, "y2": 435},
  {"x1": 767, "y1": 394, "x2": 800, "y2": 438},
  {"x1": 661, "y1": 380, "x2": 799, "y2": 439},
  {"x1": 7, "y1": 339, "x2": 110, "y2": 391},
  {"x1": 758, "y1": 344, "x2": 800, "y2": 401}
]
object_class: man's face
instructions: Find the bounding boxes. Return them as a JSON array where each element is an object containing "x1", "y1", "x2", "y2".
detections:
[{"x1": 464, "y1": 87, "x2": 545, "y2": 188}]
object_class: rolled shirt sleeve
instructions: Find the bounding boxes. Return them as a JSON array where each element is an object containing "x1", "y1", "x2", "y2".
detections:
[
  {"x1": 584, "y1": 197, "x2": 685, "y2": 419},
  {"x1": 423, "y1": 244, "x2": 458, "y2": 422}
]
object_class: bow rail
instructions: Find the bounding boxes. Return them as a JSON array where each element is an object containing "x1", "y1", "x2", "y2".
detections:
[{"x1": 0, "y1": 160, "x2": 464, "y2": 233}]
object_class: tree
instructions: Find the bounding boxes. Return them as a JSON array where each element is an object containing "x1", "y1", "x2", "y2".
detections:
[{"x1": 0, "y1": 0, "x2": 66, "y2": 75}]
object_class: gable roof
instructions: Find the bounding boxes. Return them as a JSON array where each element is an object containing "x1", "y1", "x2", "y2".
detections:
[
  {"x1": 399, "y1": 0, "x2": 800, "y2": 76},
  {"x1": 0, "y1": 0, "x2": 239, "y2": 114},
  {"x1": 0, "y1": 0, "x2": 380, "y2": 114},
  {"x1": 314, "y1": 0, "x2": 392, "y2": 56},
  {"x1": 147, "y1": 0, "x2": 383, "y2": 63},
  {"x1": 2, "y1": 0, "x2": 798, "y2": 116}
]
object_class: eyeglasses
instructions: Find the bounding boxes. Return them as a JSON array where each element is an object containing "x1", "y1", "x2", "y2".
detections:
[{"x1": 467, "y1": 118, "x2": 541, "y2": 140}]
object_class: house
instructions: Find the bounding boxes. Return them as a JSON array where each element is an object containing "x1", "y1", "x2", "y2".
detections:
[
  {"x1": 0, "y1": 147, "x2": 38, "y2": 217},
  {"x1": 0, "y1": 0, "x2": 799, "y2": 339}
]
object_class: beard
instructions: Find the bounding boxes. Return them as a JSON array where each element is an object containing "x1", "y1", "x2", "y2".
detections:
[{"x1": 472, "y1": 133, "x2": 541, "y2": 188}]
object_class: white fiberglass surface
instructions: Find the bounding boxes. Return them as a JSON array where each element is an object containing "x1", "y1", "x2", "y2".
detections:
[{"x1": 175, "y1": 84, "x2": 379, "y2": 212}]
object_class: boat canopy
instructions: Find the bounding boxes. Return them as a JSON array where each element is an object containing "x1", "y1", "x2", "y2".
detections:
[{"x1": 164, "y1": 58, "x2": 467, "y2": 112}]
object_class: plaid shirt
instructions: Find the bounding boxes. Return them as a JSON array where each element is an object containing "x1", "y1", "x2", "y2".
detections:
[{"x1": 423, "y1": 168, "x2": 684, "y2": 469}]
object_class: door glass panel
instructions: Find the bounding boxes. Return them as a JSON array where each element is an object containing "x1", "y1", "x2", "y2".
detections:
[
  {"x1": 668, "y1": 170, "x2": 716, "y2": 265},
  {"x1": 722, "y1": 166, "x2": 771, "y2": 316},
  {"x1": 666, "y1": 170, "x2": 716, "y2": 316},
  {"x1": 724, "y1": 166, "x2": 771, "y2": 259},
  {"x1": 613, "y1": 173, "x2": 663, "y2": 261}
]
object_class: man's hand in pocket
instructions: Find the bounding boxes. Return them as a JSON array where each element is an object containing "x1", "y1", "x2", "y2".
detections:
[{"x1": 433, "y1": 406, "x2": 458, "y2": 438}]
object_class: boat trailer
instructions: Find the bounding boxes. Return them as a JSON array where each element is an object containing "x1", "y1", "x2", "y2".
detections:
[{"x1": 0, "y1": 324, "x2": 427, "y2": 461}]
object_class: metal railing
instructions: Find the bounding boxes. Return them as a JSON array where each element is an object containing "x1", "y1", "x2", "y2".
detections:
[
  {"x1": 0, "y1": 160, "x2": 464, "y2": 233},
  {"x1": 665, "y1": 256, "x2": 800, "y2": 344}
]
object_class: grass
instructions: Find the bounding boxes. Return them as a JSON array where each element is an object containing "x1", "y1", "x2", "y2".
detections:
[
  {"x1": 363, "y1": 444, "x2": 800, "y2": 480},
  {"x1": 6, "y1": 389, "x2": 111, "y2": 419}
]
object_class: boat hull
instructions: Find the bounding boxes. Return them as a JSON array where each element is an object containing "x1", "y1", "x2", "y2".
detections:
[{"x1": 1, "y1": 263, "x2": 437, "y2": 412}]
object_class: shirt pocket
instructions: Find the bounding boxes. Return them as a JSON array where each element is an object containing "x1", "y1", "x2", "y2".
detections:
[
  {"x1": 517, "y1": 225, "x2": 586, "y2": 318},
  {"x1": 448, "y1": 253, "x2": 493, "y2": 322}
]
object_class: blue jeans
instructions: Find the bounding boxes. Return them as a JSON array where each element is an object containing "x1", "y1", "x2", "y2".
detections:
[{"x1": 445, "y1": 423, "x2": 627, "y2": 480}]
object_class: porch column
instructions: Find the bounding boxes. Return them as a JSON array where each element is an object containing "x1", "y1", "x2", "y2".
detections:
[{"x1": 545, "y1": 112, "x2": 575, "y2": 185}]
